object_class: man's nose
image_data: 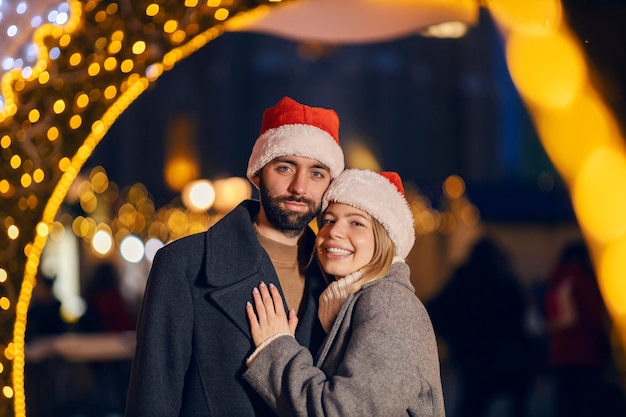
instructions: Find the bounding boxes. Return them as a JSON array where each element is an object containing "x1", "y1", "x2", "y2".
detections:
[{"x1": 287, "y1": 171, "x2": 308, "y2": 195}]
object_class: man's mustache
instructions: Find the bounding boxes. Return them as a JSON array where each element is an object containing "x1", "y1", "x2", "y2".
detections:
[{"x1": 278, "y1": 196, "x2": 314, "y2": 206}]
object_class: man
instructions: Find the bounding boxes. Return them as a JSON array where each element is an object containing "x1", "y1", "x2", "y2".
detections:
[{"x1": 124, "y1": 97, "x2": 345, "y2": 417}]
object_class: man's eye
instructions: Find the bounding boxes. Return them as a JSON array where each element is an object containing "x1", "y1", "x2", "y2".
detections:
[{"x1": 312, "y1": 171, "x2": 325, "y2": 178}]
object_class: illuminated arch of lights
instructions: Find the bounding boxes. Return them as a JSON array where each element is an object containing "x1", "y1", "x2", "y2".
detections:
[
  {"x1": 0, "y1": 0, "x2": 625, "y2": 416},
  {"x1": 0, "y1": 1, "x2": 282, "y2": 415}
]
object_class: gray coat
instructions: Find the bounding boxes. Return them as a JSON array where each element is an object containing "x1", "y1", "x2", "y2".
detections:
[
  {"x1": 244, "y1": 262, "x2": 446, "y2": 417},
  {"x1": 125, "y1": 200, "x2": 327, "y2": 417}
]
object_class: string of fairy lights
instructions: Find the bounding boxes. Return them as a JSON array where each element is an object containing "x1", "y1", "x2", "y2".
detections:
[
  {"x1": 1, "y1": 0, "x2": 626, "y2": 417},
  {"x1": 0, "y1": 1, "x2": 287, "y2": 415},
  {"x1": 0, "y1": 1, "x2": 72, "y2": 112}
]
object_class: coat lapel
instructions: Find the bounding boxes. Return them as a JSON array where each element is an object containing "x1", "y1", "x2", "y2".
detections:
[
  {"x1": 207, "y1": 274, "x2": 263, "y2": 338},
  {"x1": 202, "y1": 201, "x2": 271, "y2": 338}
]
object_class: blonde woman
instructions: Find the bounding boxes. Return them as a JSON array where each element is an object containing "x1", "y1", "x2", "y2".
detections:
[{"x1": 244, "y1": 169, "x2": 445, "y2": 417}]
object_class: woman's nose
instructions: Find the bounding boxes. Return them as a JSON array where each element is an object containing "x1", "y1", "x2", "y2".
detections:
[{"x1": 328, "y1": 223, "x2": 344, "y2": 239}]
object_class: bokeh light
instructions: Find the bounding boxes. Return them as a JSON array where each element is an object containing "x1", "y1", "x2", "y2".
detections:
[
  {"x1": 144, "y1": 237, "x2": 164, "y2": 263},
  {"x1": 572, "y1": 147, "x2": 626, "y2": 243},
  {"x1": 91, "y1": 228, "x2": 113, "y2": 256},
  {"x1": 599, "y1": 237, "x2": 626, "y2": 318},
  {"x1": 119, "y1": 235, "x2": 144, "y2": 264},
  {"x1": 506, "y1": 30, "x2": 586, "y2": 109},
  {"x1": 211, "y1": 177, "x2": 253, "y2": 214},
  {"x1": 487, "y1": 0, "x2": 562, "y2": 36},
  {"x1": 182, "y1": 180, "x2": 216, "y2": 212}
]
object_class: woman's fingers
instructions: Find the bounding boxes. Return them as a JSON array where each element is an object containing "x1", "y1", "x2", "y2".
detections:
[
  {"x1": 268, "y1": 283, "x2": 286, "y2": 317},
  {"x1": 258, "y1": 281, "x2": 276, "y2": 314},
  {"x1": 258, "y1": 282, "x2": 288, "y2": 319},
  {"x1": 245, "y1": 301, "x2": 262, "y2": 344},
  {"x1": 251, "y1": 285, "x2": 267, "y2": 324},
  {"x1": 288, "y1": 308, "x2": 298, "y2": 336},
  {"x1": 246, "y1": 301, "x2": 257, "y2": 325},
  {"x1": 247, "y1": 281, "x2": 296, "y2": 345}
]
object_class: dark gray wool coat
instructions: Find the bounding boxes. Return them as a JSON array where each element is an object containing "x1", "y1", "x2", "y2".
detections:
[
  {"x1": 124, "y1": 200, "x2": 327, "y2": 417},
  {"x1": 243, "y1": 262, "x2": 446, "y2": 417}
]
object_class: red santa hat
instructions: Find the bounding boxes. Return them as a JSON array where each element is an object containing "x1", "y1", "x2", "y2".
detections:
[
  {"x1": 322, "y1": 169, "x2": 416, "y2": 259},
  {"x1": 247, "y1": 97, "x2": 345, "y2": 183}
]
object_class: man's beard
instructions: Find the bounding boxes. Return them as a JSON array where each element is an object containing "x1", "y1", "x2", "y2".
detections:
[{"x1": 259, "y1": 177, "x2": 321, "y2": 236}]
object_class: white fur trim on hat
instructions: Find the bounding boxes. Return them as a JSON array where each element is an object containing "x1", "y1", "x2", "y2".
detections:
[
  {"x1": 246, "y1": 124, "x2": 344, "y2": 183},
  {"x1": 322, "y1": 169, "x2": 416, "y2": 259}
]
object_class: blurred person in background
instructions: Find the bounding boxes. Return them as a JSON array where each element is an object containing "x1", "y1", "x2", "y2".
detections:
[
  {"x1": 78, "y1": 262, "x2": 135, "y2": 334},
  {"x1": 25, "y1": 272, "x2": 67, "y2": 417},
  {"x1": 545, "y1": 241, "x2": 626, "y2": 417},
  {"x1": 427, "y1": 237, "x2": 532, "y2": 417},
  {"x1": 26, "y1": 273, "x2": 67, "y2": 341},
  {"x1": 75, "y1": 261, "x2": 136, "y2": 417}
]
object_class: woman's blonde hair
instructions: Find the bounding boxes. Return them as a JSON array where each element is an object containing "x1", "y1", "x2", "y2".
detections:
[
  {"x1": 350, "y1": 217, "x2": 395, "y2": 291},
  {"x1": 316, "y1": 214, "x2": 396, "y2": 294}
]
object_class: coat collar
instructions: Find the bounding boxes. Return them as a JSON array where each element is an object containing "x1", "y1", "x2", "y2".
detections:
[
  {"x1": 204, "y1": 201, "x2": 271, "y2": 336},
  {"x1": 204, "y1": 200, "x2": 265, "y2": 286},
  {"x1": 204, "y1": 200, "x2": 324, "y2": 343},
  {"x1": 316, "y1": 261, "x2": 413, "y2": 365}
]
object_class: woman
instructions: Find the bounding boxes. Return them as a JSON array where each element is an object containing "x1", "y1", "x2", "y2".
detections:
[{"x1": 244, "y1": 169, "x2": 445, "y2": 417}]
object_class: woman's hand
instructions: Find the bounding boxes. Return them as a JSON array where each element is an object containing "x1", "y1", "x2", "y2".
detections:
[{"x1": 246, "y1": 281, "x2": 298, "y2": 347}]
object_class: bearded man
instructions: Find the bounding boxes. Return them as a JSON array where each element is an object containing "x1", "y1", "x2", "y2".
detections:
[{"x1": 125, "y1": 97, "x2": 345, "y2": 417}]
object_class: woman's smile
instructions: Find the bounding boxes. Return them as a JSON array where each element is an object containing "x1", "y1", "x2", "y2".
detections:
[{"x1": 316, "y1": 203, "x2": 375, "y2": 278}]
